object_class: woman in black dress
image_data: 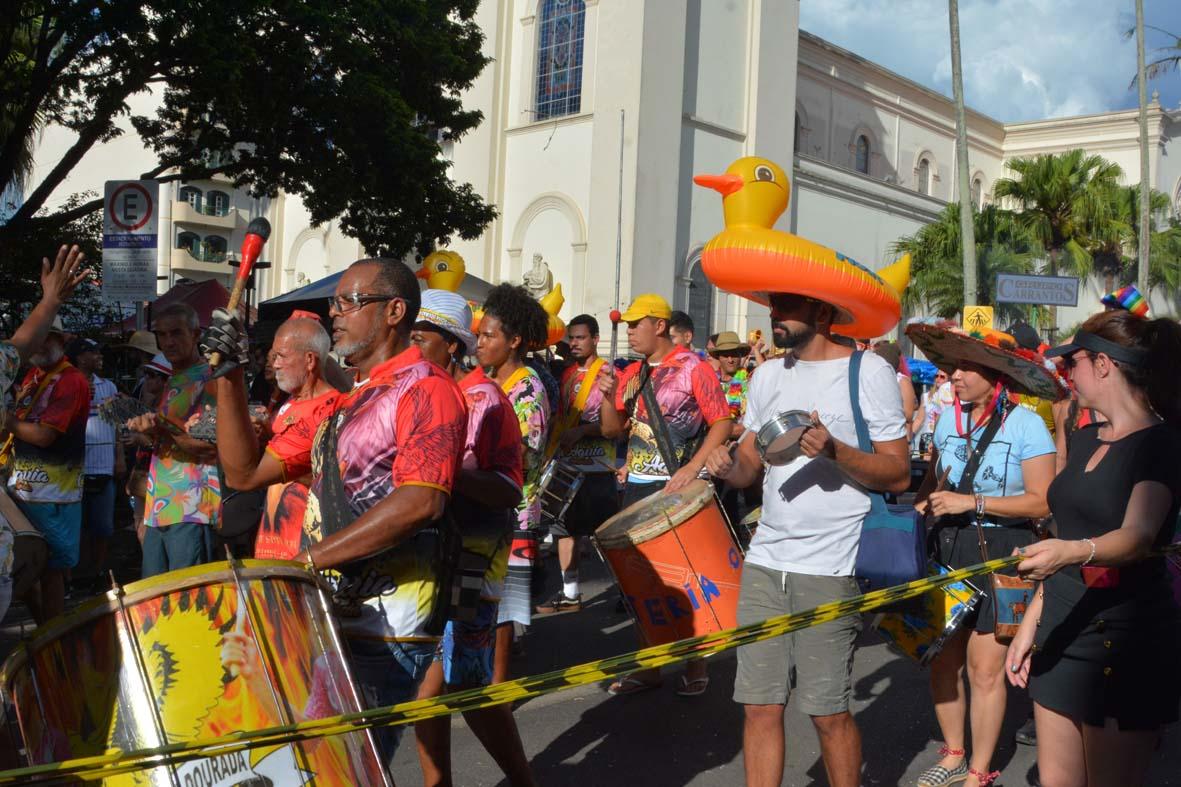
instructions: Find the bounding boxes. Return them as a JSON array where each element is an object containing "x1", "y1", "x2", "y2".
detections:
[{"x1": 1006, "y1": 309, "x2": 1181, "y2": 787}]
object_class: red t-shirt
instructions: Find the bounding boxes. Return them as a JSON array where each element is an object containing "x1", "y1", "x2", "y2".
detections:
[
  {"x1": 613, "y1": 345, "x2": 731, "y2": 479},
  {"x1": 255, "y1": 388, "x2": 342, "y2": 560},
  {"x1": 9, "y1": 362, "x2": 90, "y2": 503}
]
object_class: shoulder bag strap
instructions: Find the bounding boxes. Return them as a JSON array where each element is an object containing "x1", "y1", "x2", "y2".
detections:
[
  {"x1": 956, "y1": 409, "x2": 1007, "y2": 561},
  {"x1": 637, "y1": 363, "x2": 684, "y2": 474},
  {"x1": 846, "y1": 351, "x2": 889, "y2": 516}
]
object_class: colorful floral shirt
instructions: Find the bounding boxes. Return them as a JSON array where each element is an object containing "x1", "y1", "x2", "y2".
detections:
[
  {"x1": 614, "y1": 345, "x2": 731, "y2": 481},
  {"x1": 719, "y1": 368, "x2": 749, "y2": 422},
  {"x1": 9, "y1": 360, "x2": 90, "y2": 504},
  {"x1": 501, "y1": 366, "x2": 550, "y2": 530},
  {"x1": 146, "y1": 362, "x2": 220, "y2": 528},
  {"x1": 457, "y1": 366, "x2": 524, "y2": 600},
  {"x1": 555, "y1": 361, "x2": 616, "y2": 473},
  {"x1": 255, "y1": 389, "x2": 342, "y2": 560},
  {"x1": 297, "y1": 346, "x2": 467, "y2": 641}
]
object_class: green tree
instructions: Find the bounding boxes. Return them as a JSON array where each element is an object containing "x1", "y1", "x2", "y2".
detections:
[
  {"x1": 1125, "y1": 24, "x2": 1181, "y2": 85},
  {"x1": 891, "y1": 203, "x2": 1041, "y2": 326},
  {"x1": 0, "y1": 0, "x2": 495, "y2": 258},
  {"x1": 993, "y1": 150, "x2": 1124, "y2": 281},
  {"x1": 1089, "y1": 184, "x2": 1174, "y2": 293}
]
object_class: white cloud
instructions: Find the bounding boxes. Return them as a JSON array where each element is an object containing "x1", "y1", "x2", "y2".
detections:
[{"x1": 800, "y1": 0, "x2": 1181, "y2": 122}]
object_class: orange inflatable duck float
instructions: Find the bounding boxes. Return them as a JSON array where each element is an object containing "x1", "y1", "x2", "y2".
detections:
[
  {"x1": 539, "y1": 283, "x2": 566, "y2": 346},
  {"x1": 694, "y1": 157, "x2": 910, "y2": 338}
]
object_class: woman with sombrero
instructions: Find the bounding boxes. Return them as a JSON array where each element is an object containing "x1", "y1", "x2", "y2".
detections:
[{"x1": 906, "y1": 322, "x2": 1064, "y2": 787}]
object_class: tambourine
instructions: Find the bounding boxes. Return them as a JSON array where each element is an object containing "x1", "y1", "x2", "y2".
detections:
[{"x1": 755, "y1": 410, "x2": 813, "y2": 466}]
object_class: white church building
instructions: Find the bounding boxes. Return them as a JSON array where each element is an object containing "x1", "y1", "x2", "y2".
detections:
[{"x1": 20, "y1": 0, "x2": 1181, "y2": 338}]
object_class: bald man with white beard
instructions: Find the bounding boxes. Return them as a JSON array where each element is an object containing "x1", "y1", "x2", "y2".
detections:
[{"x1": 205, "y1": 314, "x2": 343, "y2": 559}]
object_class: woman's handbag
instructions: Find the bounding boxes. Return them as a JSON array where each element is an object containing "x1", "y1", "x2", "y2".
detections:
[
  {"x1": 849, "y1": 351, "x2": 927, "y2": 592},
  {"x1": 974, "y1": 517, "x2": 1036, "y2": 642}
]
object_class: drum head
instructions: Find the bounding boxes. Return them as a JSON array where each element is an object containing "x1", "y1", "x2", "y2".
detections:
[
  {"x1": 758, "y1": 410, "x2": 812, "y2": 466},
  {"x1": 595, "y1": 479, "x2": 714, "y2": 548}
]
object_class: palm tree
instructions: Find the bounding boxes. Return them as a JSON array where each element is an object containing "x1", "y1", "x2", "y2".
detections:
[
  {"x1": 891, "y1": 203, "x2": 1041, "y2": 326},
  {"x1": 0, "y1": 14, "x2": 45, "y2": 199},
  {"x1": 1089, "y1": 184, "x2": 1172, "y2": 293},
  {"x1": 994, "y1": 150, "x2": 1124, "y2": 279},
  {"x1": 1125, "y1": 24, "x2": 1181, "y2": 85}
]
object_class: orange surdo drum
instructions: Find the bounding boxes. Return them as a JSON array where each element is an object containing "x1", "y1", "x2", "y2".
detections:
[
  {"x1": 595, "y1": 480, "x2": 743, "y2": 645},
  {"x1": 1, "y1": 560, "x2": 388, "y2": 787}
]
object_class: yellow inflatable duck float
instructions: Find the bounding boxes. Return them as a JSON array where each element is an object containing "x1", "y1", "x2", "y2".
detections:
[
  {"x1": 694, "y1": 156, "x2": 910, "y2": 338},
  {"x1": 539, "y1": 283, "x2": 566, "y2": 346},
  {"x1": 416, "y1": 249, "x2": 467, "y2": 292}
]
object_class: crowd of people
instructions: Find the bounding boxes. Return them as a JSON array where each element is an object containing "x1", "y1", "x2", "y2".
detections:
[{"x1": 0, "y1": 243, "x2": 1178, "y2": 787}]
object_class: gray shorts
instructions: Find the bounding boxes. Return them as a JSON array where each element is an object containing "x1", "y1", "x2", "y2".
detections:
[{"x1": 732, "y1": 562, "x2": 862, "y2": 716}]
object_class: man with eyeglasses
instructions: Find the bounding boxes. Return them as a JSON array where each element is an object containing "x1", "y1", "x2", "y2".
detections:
[
  {"x1": 705, "y1": 291, "x2": 909, "y2": 787},
  {"x1": 202, "y1": 257, "x2": 467, "y2": 771}
]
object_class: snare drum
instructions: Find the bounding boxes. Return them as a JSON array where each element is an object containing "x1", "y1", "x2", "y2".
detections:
[
  {"x1": 536, "y1": 460, "x2": 585, "y2": 529},
  {"x1": 871, "y1": 562, "x2": 983, "y2": 667},
  {"x1": 755, "y1": 410, "x2": 812, "y2": 465},
  {"x1": 2, "y1": 560, "x2": 388, "y2": 786},
  {"x1": 595, "y1": 480, "x2": 742, "y2": 645}
]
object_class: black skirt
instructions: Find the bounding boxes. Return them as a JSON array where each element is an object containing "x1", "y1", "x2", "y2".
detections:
[
  {"x1": 1029, "y1": 590, "x2": 1181, "y2": 730},
  {"x1": 932, "y1": 523, "x2": 1036, "y2": 635}
]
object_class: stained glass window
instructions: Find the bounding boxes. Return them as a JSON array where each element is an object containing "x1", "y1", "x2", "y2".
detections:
[{"x1": 535, "y1": 0, "x2": 586, "y2": 121}]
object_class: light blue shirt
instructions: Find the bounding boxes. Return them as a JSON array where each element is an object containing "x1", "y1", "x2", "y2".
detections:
[{"x1": 933, "y1": 404, "x2": 1054, "y2": 523}]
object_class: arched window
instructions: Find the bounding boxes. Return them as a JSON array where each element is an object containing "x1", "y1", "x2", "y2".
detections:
[
  {"x1": 207, "y1": 190, "x2": 230, "y2": 216},
  {"x1": 178, "y1": 186, "x2": 202, "y2": 210},
  {"x1": 916, "y1": 158, "x2": 931, "y2": 196},
  {"x1": 176, "y1": 231, "x2": 200, "y2": 253},
  {"x1": 855, "y1": 135, "x2": 870, "y2": 175},
  {"x1": 204, "y1": 235, "x2": 228, "y2": 260},
  {"x1": 535, "y1": 0, "x2": 586, "y2": 121},
  {"x1": 687, "y1": 261, "x2": 713, "y2": 338},
  {"x1": 794, "y1": 113, "x2": 802, "y2": 154},
  {"x1": 971, "y1": 177, "x2": 983, "y2": 207}
]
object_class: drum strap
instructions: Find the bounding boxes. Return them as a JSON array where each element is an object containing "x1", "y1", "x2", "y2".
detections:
[{"x1": 637, "y1": 363, "x2": 687, "y2": 475}]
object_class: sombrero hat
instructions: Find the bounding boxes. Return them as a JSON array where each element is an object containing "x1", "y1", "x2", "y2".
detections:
[{"x1": 905, "y1": 322, "x2": 1067, "y2": 401}]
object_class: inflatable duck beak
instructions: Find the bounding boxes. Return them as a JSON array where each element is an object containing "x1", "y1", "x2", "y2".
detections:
[
  {"x1": 416, "y1": 266, "x2": 432, "y2": 280},
  {"x1": 694, "y1": 173, "x2": 744, "y2": 197}
]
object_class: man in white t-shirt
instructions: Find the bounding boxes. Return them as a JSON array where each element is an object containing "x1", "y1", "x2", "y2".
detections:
[{"x1": 706, "y1": 292, "x2": 909, "y2": 787}]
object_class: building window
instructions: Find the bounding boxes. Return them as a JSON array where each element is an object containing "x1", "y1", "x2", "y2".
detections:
[
  {"x1": 179, "y1": 186, "x2": 202, "y2": 210},
  {"x1": 794, "y1": 113, "x2": 802, "y2": 154},
  {"x1": 204, "y1": 235, "x2": 228, "y2": 261},
  {"x1": 688, "y1": 262, "x2": 713, "y2": 338},
  {"x1": 535, "y1": 0, "x2": 586, "y2": 121},
  {"x1": 207, "y1": 190, "x2": 230, "y2": 216},
  {"x1": 916, "y1": 158, "x2": 931, "y2": 196},
  {"x1": 971, "y1": 177, "x2": 983, "y2": 207},
  {"x1": 855, "y1": 135, "x2": 870, "y2": 175},
  {"x1": 176, "y1": 231, "x2": 200, "y2": 253}
]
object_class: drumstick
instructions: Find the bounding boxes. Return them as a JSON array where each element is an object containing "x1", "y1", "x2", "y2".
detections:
[
  {"x1": 228, "y1": 547, "x2": 248, "y2": 678},
  {"x1": 921, "y1": 467, "x2": 953, "y2": 527},
  {"x1": 209, "y1": 217, "x2": 271, "y2": 371}
]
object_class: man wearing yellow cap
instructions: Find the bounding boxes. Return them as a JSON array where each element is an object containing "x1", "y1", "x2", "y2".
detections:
[{"x1": 598, "y1": 293, "x2": 732, "y2": 697}]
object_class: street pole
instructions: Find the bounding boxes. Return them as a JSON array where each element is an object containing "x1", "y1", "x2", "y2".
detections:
[
  {"x1": 1136, "y1": 0, "x2": 1151, "y2": 294},
  {"x1": 612, "y1": 109, "x2": 625, "y2": 361},
  {"x1": 949, "y1": 0, "x2": 977, "y2": 312}
]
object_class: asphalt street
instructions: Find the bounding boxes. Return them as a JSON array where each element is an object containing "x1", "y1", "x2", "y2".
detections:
[{"x1": 389, "y1": 548, "x2": 1181, "y2": 787}]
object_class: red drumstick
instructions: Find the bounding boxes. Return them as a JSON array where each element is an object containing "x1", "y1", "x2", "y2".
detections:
[{"x1": 209, "y1": 217, "x2": 271, "y2": 369}]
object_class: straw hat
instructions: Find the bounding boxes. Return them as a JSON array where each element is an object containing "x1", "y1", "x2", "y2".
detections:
[
  {"x1": 708, "y1": 331, "x2": 751, "y2": 356},
  {"x1": 118, "y1": 330, "x2": 159, "y2": 356},
  {"x1": 415, "y1": 289, "x2": 477, "y2": 355},
  {"x1": 905, "y1": 323, "x2": 1067, "y2": 401}
]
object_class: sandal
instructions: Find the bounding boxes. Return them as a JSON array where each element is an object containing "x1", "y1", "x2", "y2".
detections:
[
  {"x1": 606, "y1": 676, "x2": 662, "y2": 696},
  {"x1": 916, "y1": 746, "x2": 968, "y2": 787},
  {"x1": 675, "y1": 675, "x2": 710, "y2": 697},
  {"x1": 968, "y1": 768, "x2": 1000, "y2": 786}
]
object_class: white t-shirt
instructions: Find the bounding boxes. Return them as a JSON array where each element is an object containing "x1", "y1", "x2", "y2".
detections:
[{"x1": 742, "y1": 352, "x2": 906, "y2": 576}]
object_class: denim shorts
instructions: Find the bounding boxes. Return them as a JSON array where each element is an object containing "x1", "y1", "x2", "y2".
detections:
[
  {"x1": 17, "y1": 501, "x2": 81, "y2": 570},
  {"x1": 438, "y1": 599, "x2": 499, "y2": 688},
  {"x1": 346, "y1": 636, "x2": 437, "y2": 771},
  {"x1": 732, "y1": 563, "x2": 862, "y2": 715},
  {"x1": 82, "y1": 476, "x2": 115, "y2": 538}
]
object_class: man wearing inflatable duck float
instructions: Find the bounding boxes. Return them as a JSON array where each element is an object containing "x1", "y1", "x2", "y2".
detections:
[{"x1": 699, "y1": 157, "x2": 912, "y2": 787}]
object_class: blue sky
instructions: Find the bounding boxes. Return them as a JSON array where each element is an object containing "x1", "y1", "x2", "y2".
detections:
[{"x1": 800, "y1": 0, "x2": 1181, "y2": 122}]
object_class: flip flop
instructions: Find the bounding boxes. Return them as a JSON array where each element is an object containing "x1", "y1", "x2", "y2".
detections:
[
  {"x1": 606, "y1": 676, "x2": 662, "y2": 696},
  {"x1": 675, "y1": 675, "x2": 710, "y2": 697}
]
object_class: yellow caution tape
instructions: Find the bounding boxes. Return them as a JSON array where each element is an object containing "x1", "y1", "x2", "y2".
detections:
[{"x1": 0, "y1": 555, "x2": 1025, "y2": 784}]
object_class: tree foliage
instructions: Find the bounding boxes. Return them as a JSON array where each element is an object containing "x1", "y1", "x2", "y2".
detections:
[
  {"x1": 0, "y1": 0, "x2": 495, "y2": 256},
  {"x1": 993, "y1": 149, "x2": 1124, "y2": 279},
  {"x1": 891, "y1": 202, "x2": 1042, "y2": 326}
]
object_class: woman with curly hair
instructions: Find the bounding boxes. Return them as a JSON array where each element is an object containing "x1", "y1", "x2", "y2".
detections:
[
  {"x1": 1008, "y1": 310, "x2": 1181, "y2": 787},
  {"x1": 477, "y1": 283, "x2": 551, "y2": 681}
]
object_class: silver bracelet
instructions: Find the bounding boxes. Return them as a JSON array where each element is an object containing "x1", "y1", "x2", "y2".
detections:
[{"x1": 1081, "y1": 538, "x2": 1097, "y2": 566}]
